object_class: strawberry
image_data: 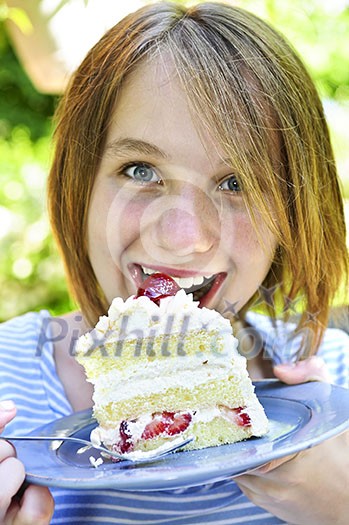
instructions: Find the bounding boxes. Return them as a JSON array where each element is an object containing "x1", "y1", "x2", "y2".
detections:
[
  {"x1": 115, "y1": 420, "x2": 134, "y2": 453},
  {"x1": 161, "y1": 411, "x2": 176, "y2": 421},
  {"x1": 232, "y1": 407, "x2": 251, "y2": 427},
  {"x1": 220, "y1": 405, "x2": 252, "y2": 427},
  {"x1": 141, "y1": 415, "x2": 168, "y2": 440},
  {"x1": 141, "y1": 411, "x2": 192, "y2": 440},
  {"x1": 136, "y1": 273, "x2": 181, "y2": 304},
  {"x1": 166, "y1": 412, "x2": 192, "y2": 436}
]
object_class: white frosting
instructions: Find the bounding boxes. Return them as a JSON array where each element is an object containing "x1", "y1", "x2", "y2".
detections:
[
  {"x1": 92, "y1": 353, "x2": 245, "y2": 405},
  {"x1": 91, "y1": 412, "x2": 163, "y2": 448},
  {"x1": 118, "y1": 435, "x2": 191, "y2": 461},
  {"x1": 75, "y1": 290, "x2": 235, "y2": 354}
]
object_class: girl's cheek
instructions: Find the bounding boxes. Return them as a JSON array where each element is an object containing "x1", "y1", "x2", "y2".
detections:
[
  {"x1": 219, "y1": 211, "x2": 255, "y2": 253},
  {"x1": 120, "y1": 202, "x2": 144, "y2": 246},
  {"x1": 107, "y1": 192, "x2": 152, "y2": 250},
  {"x1": 221, "y1": 205, "x2": 276, "y2": 258}
]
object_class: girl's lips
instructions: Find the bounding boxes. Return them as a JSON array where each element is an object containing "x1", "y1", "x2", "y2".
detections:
[
  {"x1": 128, "y1": 263, "x2": 227, "y2": 307},
  {"x1": 132, "y1": 263, "x2": 214, "y2": 279}
]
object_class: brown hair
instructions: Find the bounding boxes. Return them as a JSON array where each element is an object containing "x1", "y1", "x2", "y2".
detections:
[{"x1": 48, "y1": 1, "x2": 348, "y2": 355}]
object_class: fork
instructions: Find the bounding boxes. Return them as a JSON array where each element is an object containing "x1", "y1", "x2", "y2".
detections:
[{"x1": 1, "y1": 435, "x2": 193, "y2": 464}]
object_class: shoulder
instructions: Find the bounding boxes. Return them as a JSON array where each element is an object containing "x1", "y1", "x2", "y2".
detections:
[
  {"x1": 0, "y1": 310, "x2": 48, "y2": 326},
  {"x1": 0, "y1": 310, "x2": 51, "y2": 355},
  {"x1": 246, "y1": 311, "x2": 349, "y2": 349},
  {"x1": 0, "y1": 310, "x2": 50, "y2": 337}
]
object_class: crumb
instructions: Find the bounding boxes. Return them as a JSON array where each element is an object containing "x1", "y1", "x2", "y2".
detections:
[{"x1": 89, "y1": 456, "x2": 104, "y2": 468}]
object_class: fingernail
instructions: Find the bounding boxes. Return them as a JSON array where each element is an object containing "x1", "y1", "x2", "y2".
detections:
[{"x1": 0, "y1": 400, "x2": 15, "y2": 411}]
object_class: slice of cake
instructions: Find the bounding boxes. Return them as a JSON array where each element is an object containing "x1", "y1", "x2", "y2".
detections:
[{"x1": 75, "y1": 274, "x2": 268, "y2": 457}]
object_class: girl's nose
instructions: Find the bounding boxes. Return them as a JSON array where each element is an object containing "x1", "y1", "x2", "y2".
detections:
[{"x1": 154, "y1": 186, "x2": 218, "y2": 257}]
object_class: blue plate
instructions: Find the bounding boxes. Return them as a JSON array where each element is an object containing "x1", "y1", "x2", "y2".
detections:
[{"x1": 12, "y1": 380, "x2": 349, "y2": 491}]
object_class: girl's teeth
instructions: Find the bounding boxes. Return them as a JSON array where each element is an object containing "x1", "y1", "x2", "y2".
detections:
[
  {"x1": 142, "y1": 267, "x2": 157, "y2": 276},
  {"x1": 173, "y1": 276, "x2": 193, "y2": 288},
  {"x1": 141, "y1": 266, "x2": 212, "y2": 290},
  {"x1": 172, "y1": 275, "x2": 205, "y2": 288}
]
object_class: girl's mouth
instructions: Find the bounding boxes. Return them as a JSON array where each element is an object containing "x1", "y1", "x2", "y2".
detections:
[{"x1": 130, "y1": 264, "x2": 226, "y2": 307}]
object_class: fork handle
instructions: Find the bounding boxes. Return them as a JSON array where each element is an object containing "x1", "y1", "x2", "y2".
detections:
[
  {"x1": 0, "y1": 435, "x2": 125, "y2": 460},
  {"x1": 0, "y1": 435, "x2": 89, "y2": 446},
  {"x1": 2, "y1": 435, "x2": 81, "y2": 441}
]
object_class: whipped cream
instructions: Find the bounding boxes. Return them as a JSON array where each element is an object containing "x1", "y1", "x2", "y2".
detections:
[
  {"x1": 92, "y1": 354, "x2": 246, "y2": 405},
  {"x1": 75, "y1": 290, "x2": 237, "y2": 355}
]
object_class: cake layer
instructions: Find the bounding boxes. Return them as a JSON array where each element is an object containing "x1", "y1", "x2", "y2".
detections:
[
  {"x1": 91, "y1": 406, "x2": 268, "y2": 454},
  {"x1": 93, "y1": 376, "x2": 260, "y2": 426},
  {"x1": 141, "y1": 417, "x2": 260, "y2": 451},
  {"x1": 86, "y1": 333, "x2": 246, "y2": 401},
  {"x1": 92, "y1": 361, "x2": 242, "y2": 405},
  {"x1": 76, "y1": 329, "x2": 236, "y2": 377}
]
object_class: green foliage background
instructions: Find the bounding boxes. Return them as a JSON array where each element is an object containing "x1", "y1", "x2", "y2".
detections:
[
  {"x1": 0, "y1": 28, "x2": 73, "y2": 321},
  {"x1": 0, "y1": 0, "x2": 348, "y2": 322}
]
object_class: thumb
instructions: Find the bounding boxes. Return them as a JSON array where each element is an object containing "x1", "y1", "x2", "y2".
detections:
[
  {"x1": 273, "y1": 356, "x2": 331, "y2": 385},
  {"x1": 0, "y1": 400, "x2": 17, "y2": 432}
]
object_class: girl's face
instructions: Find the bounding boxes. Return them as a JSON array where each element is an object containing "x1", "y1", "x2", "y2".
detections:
[{"x1": 87, "y1": 58, "x2": 278, "y2": 315}]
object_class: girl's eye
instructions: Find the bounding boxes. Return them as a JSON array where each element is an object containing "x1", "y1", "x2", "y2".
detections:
[
  {"x1": 123, "y1": 163, "x2": 160, "y2": 184},
  {"x1": 219, "y1": 174, "x2": 242, "y2": 193}
]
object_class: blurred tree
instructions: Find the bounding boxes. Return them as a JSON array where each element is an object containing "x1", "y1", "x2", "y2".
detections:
[
  {"x1": 240, "y1": 0, "x2": 349, "y2": 102},
  {"x1": 239, "y1": 0, "x2": 349, "y2": 198},
  {"x1": 0, "y1": 29, "x2": 56, "y2": 139},
  {"x1": 0, "y1": 24, "x2": 72, "y2": 322}
]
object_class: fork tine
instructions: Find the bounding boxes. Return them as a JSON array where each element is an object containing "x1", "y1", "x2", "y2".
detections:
[{"x1": 120, "y1": 436, "x2": 194, "y2": 463}]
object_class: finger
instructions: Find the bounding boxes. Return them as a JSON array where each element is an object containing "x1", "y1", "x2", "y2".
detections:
[
  {"x1": 234, "y1": 475, "x2": 265, "y2": 507},
  {"x1": 2, "y1": 499, "x2": 21, "y2": 525},
  {"x1": 0, "y1": 400, "x2": 17, "y2": 432},
  {"x1": 273, "y1": 356, "x2": 331, "y2": 384},
  {"x1": 0, "y1": 439, "x2": 16, "y2": 462},
  {"x1": 249, "y1": 452, "x2": 298, "y2": 475},
  {"x1": 14, "y1": 485, "x2": 54, "y2": 525},
  {"x1": 0, "y1": 457, "x2": 25, "y2": 522}
]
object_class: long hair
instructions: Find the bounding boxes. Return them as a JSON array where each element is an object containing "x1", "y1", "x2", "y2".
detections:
[{"x1": 48, "y1": 1, "x2": 348, "y2": 355}]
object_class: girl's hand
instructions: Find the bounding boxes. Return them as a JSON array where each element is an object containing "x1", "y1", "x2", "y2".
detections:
[
  {"x1": 235, "y1": 356, "x2": 349, "y2": 524},
  {"x1": 273, "y1": 355, "x2": 332, "y2": 384},
  {"x1": 0, "y1": 401, "x2": 54, "y2": 524}
]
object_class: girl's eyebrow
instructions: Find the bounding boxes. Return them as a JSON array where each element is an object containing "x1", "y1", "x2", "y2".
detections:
[
  {"x1": 104, "y1": 137, "x2": 252, "y2": 171},
  {"x1": 105, "y1": 138, "x2": 170, "y2": 160}
]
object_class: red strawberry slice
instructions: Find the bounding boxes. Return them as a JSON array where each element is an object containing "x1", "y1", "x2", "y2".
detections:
[
  {"x1": 166, "y1": 412, "x2": 192, "y2": 436},
  {"x1": 219, "y1": 405, "x2": 252, "y2": 427},
  {"x1": 231, "y1": 407, "x2": 251, "y2": 427},
  {"x1": 141, "y1": 415, "x2": 168, "y2": 440},
  {"x1": 234, "y1": 407, "x2": 251, "y2": 427},
  {"x1": 136, "y1": 273, "x2": 181, "y2": 305},
  {"x1": 141, "y1": 411, "x2": 192, "y2": 440},
  {"x1": 115, "y1": 420, "x2": 134, "y2": 453}
]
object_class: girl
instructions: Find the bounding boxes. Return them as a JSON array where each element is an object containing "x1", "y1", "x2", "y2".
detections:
[{"x1": 0, "y1": 2, "x2": 348, "y2": 523}]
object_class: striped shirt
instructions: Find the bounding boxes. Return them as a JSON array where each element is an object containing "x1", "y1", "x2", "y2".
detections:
[{"x1": 0, "y1": 310, "x2": 348, "y2": 524}]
